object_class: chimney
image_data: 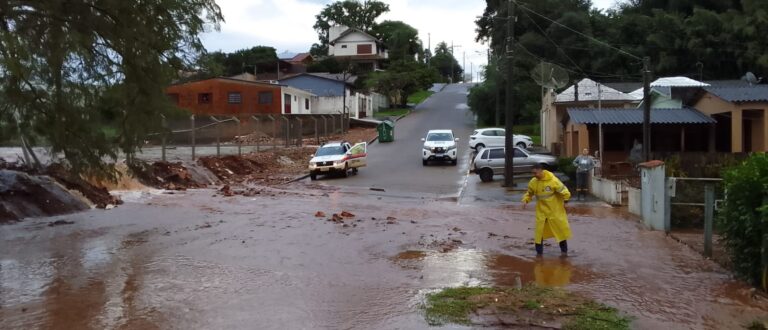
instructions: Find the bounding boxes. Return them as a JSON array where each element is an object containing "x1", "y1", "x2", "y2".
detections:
[{"x1": 573, "y1": 80, "x2": 579, "y2": 102}]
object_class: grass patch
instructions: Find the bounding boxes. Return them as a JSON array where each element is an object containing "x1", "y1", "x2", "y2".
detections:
[
  {"x1": 424, "y1": 285, "x2": 630, "y2": 329},
  {"x1": 746, "y1": 320, "x2": 768, "y2": 330},
  {"x1": 407, "y1": 90, "x2": 434, "y2": 104},
  {"x1": 374, "y1": 108, "x2": 410, "y2": 119}
]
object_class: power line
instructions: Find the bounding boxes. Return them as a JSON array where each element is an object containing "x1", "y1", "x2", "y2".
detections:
[
  {"x1": 520, "y1": 9, "x2": 587, "y2": 77},
  {"x1": 513, "y1": 0, "x2": 642, "y2": 61},
  {"x1": 516, "y1": 43, "x2": 642, "y2": 80}
]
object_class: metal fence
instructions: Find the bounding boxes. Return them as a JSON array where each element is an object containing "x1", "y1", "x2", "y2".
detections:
[
  {"x1": 147, "y1": 114, "x2": 348, "y2": 161},
  {"x1": 667, "y1": 177, "x2": 724, "y2": 258}
]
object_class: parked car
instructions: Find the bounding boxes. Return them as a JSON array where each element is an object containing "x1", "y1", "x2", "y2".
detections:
[
  {"x1": 422, "y1": 129, "x2": 459, "y2": 166},
  {"x1": 308, "y1": 141, "x2": 367, "y2": 180},
  {"x1": 472, "y1": 147, "x2": 556, "y2": 182},
  {"x1": 468, "y1": 128, "x2": 533, "y2": 150}
]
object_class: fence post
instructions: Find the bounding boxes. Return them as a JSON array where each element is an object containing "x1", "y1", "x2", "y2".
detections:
[
  {"x1": 190, "y1": 115, "x2": 196, "y2": 161},
  {"x1": 283, "y1": 116, "x2": 290, "y2": 148},
  {"x1": 323, "y1": 115, "x2": 328, "y2": 141},
  {"x1": 214, "y1": 116, "x2": 221, "y2": 157},
  {"x1": 253, "y1": 116, "x2": 261, "y2": 152},
  {"x1": 161, "y1": 115, "x2": 167, "y2": 162},
  {"x1": 235, "y1": 116, "x2": 242, "y2": 156},
  {"x1": 664, "y1": 177, "x2": 673, "y2": 233},
  {"x1": 268, "y1": 115, "x2": 276, "y2": 150},
  {"x1": 297, "y1": 117, "x2": 303, "y2": 147},
  {"x1": 704, "y1": 183, "x2": 715, "y2": 258},
  {"x1": 313, "y1": 116, "x2": 319, "y2": 145}
]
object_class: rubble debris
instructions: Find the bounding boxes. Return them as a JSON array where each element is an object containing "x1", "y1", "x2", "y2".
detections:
[
  {"x1": 128, "y1": 161, "x2": 207, "y2": 190},
  {"x1": 386, "y1": 216, "x2": 397, "y2": 221},
  {"x1": 48, "y1": 220, "x2": 75, "y2": 227},
  {"x1": 198, "y1": 148, "x2": 315, "y2": 186},
  {"x1": 46, "y1": 164, "x2": 122, "y2": 208},
  {"x1": 315, "y1": 211, "x2": 326, "y2": 218},
  {"x1": 1, "y1": 170, "x2": 90, "y2": 223},
  {"x1": 340, "y1": 211, "x2": 355, "y2": 218}
]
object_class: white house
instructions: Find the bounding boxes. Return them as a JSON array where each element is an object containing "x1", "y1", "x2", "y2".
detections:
[{"x1": 328, "y1": 25, "x2": 388, "y2": 71}]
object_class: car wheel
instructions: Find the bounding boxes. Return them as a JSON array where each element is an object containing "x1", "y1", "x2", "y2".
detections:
[
  {"x1": 451, "y1": 159, "x2": 458, "y2": 166},
  {"x1": 475, "y1": 143, "x2": 485, "y2": 150},
  {"x1": 310, "y1": 173, "x2": 317, "y2": 181},
  {"x1": 352, "y1": 168, "x2": 358, "y2": 174},
  {"x1": 479, "y1": 168, "x2": 494, "y2": 182},
  {"x1": 516, "y1": 142, "x2": 527, "y2": 149},
  {"x1": 341, "y1": 165, "x2": 349, "y2": 178},
  {"x1": 422, "y1": 160, "x2": 428, "y2": 166}
]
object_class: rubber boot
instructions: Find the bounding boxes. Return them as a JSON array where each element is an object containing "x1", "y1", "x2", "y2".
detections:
[
  {"x1": 535, "y1": 243, "x2": 543, "y2": 256},
  {"x1": 559, "y1": 240, "x2": 568, "y2": 257}
]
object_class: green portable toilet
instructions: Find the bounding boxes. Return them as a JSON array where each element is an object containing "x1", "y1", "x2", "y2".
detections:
[{"x1": 377, "y1": 119, "x2": 395, "y2": 142}]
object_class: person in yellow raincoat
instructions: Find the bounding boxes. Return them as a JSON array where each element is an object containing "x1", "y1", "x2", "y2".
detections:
[{"x1": 522, "y1": 164, "x2": 572, "y2": 257}]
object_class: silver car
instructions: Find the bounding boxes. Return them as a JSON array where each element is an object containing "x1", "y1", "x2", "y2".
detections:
[{"x1": 472, "y1": 147, "x2": 557, "y2": 182}]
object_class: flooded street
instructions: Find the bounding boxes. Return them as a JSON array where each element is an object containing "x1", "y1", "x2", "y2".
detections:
[{"x1": 1, "y1": 183, "x2": 765, "y2": 329}]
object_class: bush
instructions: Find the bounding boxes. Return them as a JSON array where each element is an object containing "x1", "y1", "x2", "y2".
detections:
[
  {"x1": 718, "y1": 153, "x2": 768, "y2": 286},
  {"x1": 557, "y1": 157, "x2": 576, "y2": 182}
]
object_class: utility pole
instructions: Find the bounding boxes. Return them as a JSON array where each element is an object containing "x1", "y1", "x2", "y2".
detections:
[
  {"x1": 642, "y1": 56, "x2": 652, "y2": 161},
  {"x1": 463, "y1": 51, "x2": 466, "y2": 82},
  {"x1": 450, "y1": 41, "x2": 462, "y2": 83},
  {"x1": 503, "y1": 0, "x2": 516, "y2": 188},
  {"x1": 598, "y1": 82, "x2": 603, "y2": 166},
  {"x1": 428, "y1": 33, "x2": 431, "y2": 67}
]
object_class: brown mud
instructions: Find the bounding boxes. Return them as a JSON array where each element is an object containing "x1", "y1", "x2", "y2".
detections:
[
  {"x1": 1, "y1": 183, "x2": 766, "y2": 329},
  {"x1": 197, "y1": 147, "x2": 314, "y2": 185}
]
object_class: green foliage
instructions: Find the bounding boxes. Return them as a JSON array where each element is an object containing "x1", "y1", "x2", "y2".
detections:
[
  {"x1": 373, "y1": 20, "x2": 423, "y2": 62},
  {"x1": 425, "y1": 287, "x2": 495, "y2": 325},
  {"x1": 406, "y1": 90, "x2": 433, "y2": 105},
  {"x1": 366, "y1": 60, "x2": 439, "y2": 107},
  {"x1": 307, "y1": 57, "x2": 345, "y2": 74},
  {"x1": 0, "y1": 0, "x2": 223, "y2": 178},
  {"x1": 717, "y1": 153, "x2": 768, "y2": 286},
  {"x1": 373, "y1": 108, "x2": 409, "y2": 118},
  {"x1": 311, "y1": 0, "x2": 390, "y2": 55},
  {"x1": 430, "y1": 42, "x2": 464, "y2": 82},
  {"x1": 563, "y1": 303, "x2": 631, "y2": 330}
]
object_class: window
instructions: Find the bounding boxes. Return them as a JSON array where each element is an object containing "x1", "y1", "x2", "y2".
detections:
[
  {"x1": 482, "y1": 130, "x2": 495, "y2": 137},
  {"x1": 294, "y1": 95, "x2": 297, "y2": 101},
  {"x1": 341, "y1": 45, "x2": 348, "y2": 49},
  {"x1": 481, "y1": 149, "x2": 490, "y2": 160},
  {"x1": 258, "y1": 91, "x2": 273, "y2": 104},
  {"x1": 489, "y1": 148, "x2": 505, "y2": 159},
  {"x1": 198, "y1": 93, "x2": 212, "y2": 104},
  {"x1": 514, "y1": 149, "x2": 527, "y2": 158},
  {"x1": 357, "y1": 44, "x2": 372, "y2": 54},
  {"x1": 494, "y1": 129, "x2": 505, "y2": 136},
  {"x1": 305, "y1": 99, "x2": 309, "y2": 110},
  {"x1": 227, "y1": 92, "x2": 242, "y2": 104}
]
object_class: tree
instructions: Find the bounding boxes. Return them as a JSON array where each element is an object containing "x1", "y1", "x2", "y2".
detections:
[
  {"x1": 366, "y1": 61, "x2": 439, "y2": 107},
  {"x1": 220, "y1": 46, "x2": 278, "y2": 76},
  {"x1": 373, "y1": 20, "x2": 423, "y2": 62},
  {"x1": 311, "y1": 0, "x2": 390, "y2": 56},
  {"x1": 0, "y1": 0, "x2": 223, "y2": 177},
  {"x1": 431, "y1": 42, "x2": 463, "y2": 82}
]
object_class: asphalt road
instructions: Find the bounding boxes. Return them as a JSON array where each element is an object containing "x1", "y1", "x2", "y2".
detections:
[{"x1": 315, "y1": 83, "x2": 476, "y2": 197}]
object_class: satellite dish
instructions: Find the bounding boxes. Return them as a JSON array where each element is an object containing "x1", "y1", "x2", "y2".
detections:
[
  {"x1": 743, "y1": 72, "x2": 758, "y2": 85},
  {"x1": 531, "y1": 62, "x2": 569, "y2": 89}
]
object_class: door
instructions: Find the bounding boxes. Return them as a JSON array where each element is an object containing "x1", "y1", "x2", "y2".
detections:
[
  {"x1": 284, "y1": 93, "x2": 291, "y2": 114},
  {"x1": 513, "y1": 147, "x2": 531, "y2": 172},
  {"x1": 488, "y1": 148, "x2": 505, "y2": 175},
  {"x1": 493, "y1": 129, "x2": 506, "y2": 147},
  {"x1": 347, "y1": 142, "x2": 368, "y2": 168}
]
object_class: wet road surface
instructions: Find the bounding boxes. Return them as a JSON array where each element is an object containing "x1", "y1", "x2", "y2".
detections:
[
  {"x1": 2, "y1": 184, "x2": 766, "y2": 329},
  {"x1": 311, "y1": 83, "x2": 476, "y2": 197}
]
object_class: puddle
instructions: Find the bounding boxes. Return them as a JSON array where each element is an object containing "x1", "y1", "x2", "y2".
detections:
[{"x1": 393, "y1": 249, "x2": 591, "y2": 289}]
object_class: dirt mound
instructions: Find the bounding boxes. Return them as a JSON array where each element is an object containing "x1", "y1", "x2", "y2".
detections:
[
  {"x1": 129, "y1": 161, "x2": 208, "y2": 190},
  {"x1": 0, "y1": 170, "x2": 90, "y2": 223},
  {"x1": 198, "y1": 147, "x2": 314, "y2": 185},
  {"x1": 46, "y1": 164, "x2": 122, "y2": 208}
]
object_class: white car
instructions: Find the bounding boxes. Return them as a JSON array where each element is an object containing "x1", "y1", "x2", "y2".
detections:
[
  {"x1": 471, "y1": 147, "x2": 557, "y2": 182},
  {"x1": 308, "y1": 141, "x2": 367, "y2": 180},
  {"x1": 421, "y1": 129, "x2": 459, "y2": 166},
  {"x1": 468, "y1": 128, "x2": 533, "y2": 150}
]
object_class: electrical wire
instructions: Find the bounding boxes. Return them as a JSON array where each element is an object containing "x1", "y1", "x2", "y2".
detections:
[
  {"x1": 516, "y1": 43, "x2": 642, "y2": 80},
  {"x1": 521, "y1": 9, "x2": 587, "y2": 77},
  {"x1": 513, "y1": 0, "x2": 643, "y2": 61}
]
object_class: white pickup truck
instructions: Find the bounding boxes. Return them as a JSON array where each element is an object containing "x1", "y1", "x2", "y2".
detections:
[{"x1": 308, "y1": 141, "x2": 367, "y2": 180}]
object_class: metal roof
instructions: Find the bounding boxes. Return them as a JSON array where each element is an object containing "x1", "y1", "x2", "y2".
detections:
[
  {"x1": 566, "y1": 107, "x2": 716, "y2": 125},
  {"x1": 651, "y1": 77, "x2": 709, "y2": 87},
  {"x1": 705, "y1": 85, "x2": 768, "y2": 103},
  {"x1": 556, "y1": 78, "x2": 641, "y2": 103}
]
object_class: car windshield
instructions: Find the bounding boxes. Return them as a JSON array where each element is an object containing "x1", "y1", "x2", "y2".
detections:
[
  {"x1": 316, "y1": 146, "x2": 345, "y2": 156},
  {"x1": 427, "y1": 133, "x2": 453, "y2": 141}
]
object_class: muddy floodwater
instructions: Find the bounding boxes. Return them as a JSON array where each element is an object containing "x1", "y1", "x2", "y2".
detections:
[{"x1": 1, "y1": 184, "x2": 766, "y2": 329}]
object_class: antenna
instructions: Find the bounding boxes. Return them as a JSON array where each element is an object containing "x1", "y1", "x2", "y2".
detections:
[{"x1": 530, "y1": 61, "x2": 569, "y2": 89}]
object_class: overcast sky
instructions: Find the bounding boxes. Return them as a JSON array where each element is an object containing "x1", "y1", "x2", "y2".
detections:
[{"x1": 200, "y1": 0, "x2": 623, "y2": 80}]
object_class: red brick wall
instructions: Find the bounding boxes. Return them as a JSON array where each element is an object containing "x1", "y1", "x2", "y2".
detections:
[{"x1": 165, "y1": 79, "x2": 283, "y2": 115}]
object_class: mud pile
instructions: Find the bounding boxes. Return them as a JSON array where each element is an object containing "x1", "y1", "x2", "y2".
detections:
[
  {"x1": 0, "y1": 170, "x2": 90, "y2": 223},
  {"x1": 46, "y1": 164, "x2": 122, "y2": 208},
  {"x1": 233, "y1": 131, "x2": 273, "y2": 144},
  {"x1": 198, "y1": 148, "x2": 314, "y2": 185},
  {"x1": 128, "y1": 161, "x2": 211, "y2": 190}
]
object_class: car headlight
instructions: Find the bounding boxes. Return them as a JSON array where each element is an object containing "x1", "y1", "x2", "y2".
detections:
[{"x1": 423, "y1": 146, "x2": 431, "y2": 151}]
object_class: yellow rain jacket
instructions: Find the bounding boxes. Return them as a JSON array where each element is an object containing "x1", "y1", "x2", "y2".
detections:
[{"x1": 522, "y1": 170, "x2": 572, "y2": 243}]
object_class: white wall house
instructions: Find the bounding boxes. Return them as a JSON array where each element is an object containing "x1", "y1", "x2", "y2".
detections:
[
  {"x1": 280, "y1": 86, "x2": 315, "y2": 115},
  {"x1": 328, "y1": 25, "x2": 388, "y2": 71}
]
